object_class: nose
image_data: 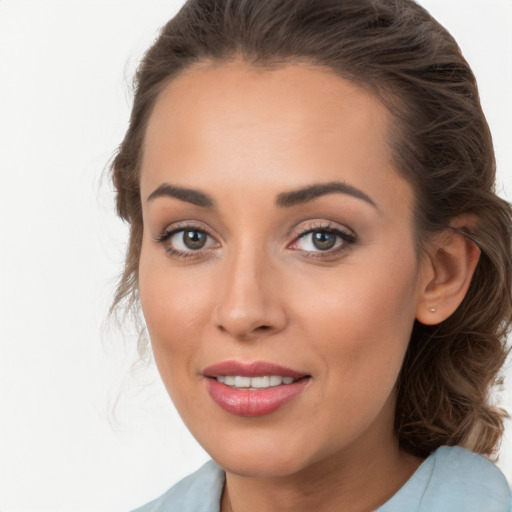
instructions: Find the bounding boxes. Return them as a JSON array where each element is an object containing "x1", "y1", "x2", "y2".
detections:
[{"x1": 213, "y1": 247, "x2": 287, "y2": 341}]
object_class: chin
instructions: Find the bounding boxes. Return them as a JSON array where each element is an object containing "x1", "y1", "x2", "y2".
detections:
[
  {"x1": 213, "y1": 448, "x2": 311, "y2": 479},
  {"x1": 193, "y1": 425, "x2": 324, "y2": 478}
]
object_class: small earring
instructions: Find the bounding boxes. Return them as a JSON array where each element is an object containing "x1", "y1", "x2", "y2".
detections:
[{"x1": 429, "y1": 307, "x2": 437, "y2": 313}]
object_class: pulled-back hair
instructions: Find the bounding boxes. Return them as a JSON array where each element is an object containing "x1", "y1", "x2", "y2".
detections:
[{"x1": 111, "y1": 0, "x2": 512, "y2": 458}]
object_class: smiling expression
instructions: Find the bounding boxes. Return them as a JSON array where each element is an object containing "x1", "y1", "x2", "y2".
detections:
[{"x1": 138, "y1": 61, "x2": 430, "y2": 478}]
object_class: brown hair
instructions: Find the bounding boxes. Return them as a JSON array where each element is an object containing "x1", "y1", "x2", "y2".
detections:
[{"x1": 110, "y1": 0, "x2": 512, "y2": 458}]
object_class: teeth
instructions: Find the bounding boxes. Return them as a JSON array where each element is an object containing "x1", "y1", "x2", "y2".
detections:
[
  {"x1": 234, "y1": 376, "x2": 251, "y2": 388},
  {"x1": 251, "y1": 376, "x2": 269, "y2": 388},
  {"x1": 269, "y1": 375, "x2": 282, "y2": 386},
  {"x1": 216, "y1": 375, "x2": 298, "y2": 389}
]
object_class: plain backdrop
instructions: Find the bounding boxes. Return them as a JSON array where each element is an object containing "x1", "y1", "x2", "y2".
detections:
[{"x1": 0, "y1": 1, "x2": 511, "y2": 511}]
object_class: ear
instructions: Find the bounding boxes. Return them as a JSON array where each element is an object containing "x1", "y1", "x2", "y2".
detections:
[{"x1": 416, "y1": 216, "x2": 481, "y2": 326}]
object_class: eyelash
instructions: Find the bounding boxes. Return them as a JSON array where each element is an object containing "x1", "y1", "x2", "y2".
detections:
[
  {"x1": 154, "y1": 221, "x2": 357, "y2": 260},
  {"x1": 291, "y1": 222, "x2": 357, "y2": 259},
  {"x1": 154, "y1": 222, "x2": 217, "y2": 259}
]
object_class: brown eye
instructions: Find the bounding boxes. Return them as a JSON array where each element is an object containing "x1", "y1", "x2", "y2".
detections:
[
  {"x1": 156, "y1": 225, "x2": 218, "y2": 257},
  {"x1": 289, "y1": 224, "x2": 357, "y2": 256},
  {"x1": 311, "y1": 231, "x2": 337, "y2": 250},
  {"x1": 182, "y1": 230, "x2": 207, "y2": 250},
  {"x1": 295, "y1": 229, "x2": 344, "y2": 252}
]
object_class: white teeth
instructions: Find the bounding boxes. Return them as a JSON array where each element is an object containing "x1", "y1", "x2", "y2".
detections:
[
  {"x1": 251, "y1": 376, "x2": 270, "y2": 388},
  {"x1": 269, "y1": 375, "x2": 282, "y2": 386},
  {"x1": 235, "y1": 376, "x2": 251, "y2": 388},
  {"x1": 215, "y1": 375, "x2": 298, "y2": 389}
]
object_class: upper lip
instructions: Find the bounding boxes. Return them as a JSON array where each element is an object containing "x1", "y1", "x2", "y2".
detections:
[{"x1": 202, "y1": 360, "x2": 308, "y2": 379}]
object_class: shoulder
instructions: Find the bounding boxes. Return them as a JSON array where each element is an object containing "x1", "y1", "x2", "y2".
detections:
[
  {"x1": 427, "y1": 446, "x2": 511, "y2": 510},
  {"x1": 379, "y1": 446, "x2": 512, "y2": 512},
  {"x1": 130, "y1": 460, "x2": 225, "y2": 512}
]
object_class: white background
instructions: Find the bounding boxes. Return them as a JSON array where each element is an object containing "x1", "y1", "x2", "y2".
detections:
[{"x1": 0, "y1": 1, "x2": 511, "y2": 511}]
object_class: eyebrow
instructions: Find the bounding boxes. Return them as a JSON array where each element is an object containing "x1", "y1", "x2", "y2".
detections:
[
  {"x1": 147, "y1": 183, "x2": 215, "y2": 208},
  {"x1": 146, "y1": 180, "x2": 377, "y2": 210},
  {"x1": 276, "y1": 181, "x2": 378, "y2": 209}
]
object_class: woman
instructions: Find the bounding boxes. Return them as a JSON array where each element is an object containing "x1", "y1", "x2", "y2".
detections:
[{"x1": 110, "y1": 0, "x2": 512, "y2": 510}]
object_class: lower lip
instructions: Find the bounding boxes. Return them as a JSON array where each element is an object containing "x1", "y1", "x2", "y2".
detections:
[{"x1": 205, "y1": 378, "x2": 310, "y2": 416}]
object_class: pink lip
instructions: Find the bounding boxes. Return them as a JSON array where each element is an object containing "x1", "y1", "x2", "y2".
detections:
[
  {"x1": 203, "y1": 360, "x2": 307, "y2": 378},
  {"x1": 203, "y1": 360, "x2": 310, "y2": 417}
]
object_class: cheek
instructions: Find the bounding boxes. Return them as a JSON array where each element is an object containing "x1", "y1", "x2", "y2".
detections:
[
  {"x1": 139, "y1": 272, "x2": 210, "y2": 417},
  {"x1": 292, "y1": 249, "x2": 420, "y2": 386},
  {"x1": 139, "y1": 238, "x2": 210, "y2": 324},
  {"x1": 138, "y1": 247, "x2": 212, "y2": 381},
  {"x1": 293, "y1": 268, "x2": 418, "y2": 441}
]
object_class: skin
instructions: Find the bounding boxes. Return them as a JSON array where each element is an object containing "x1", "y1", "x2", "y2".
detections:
[{"x1": 137, "y1": 61, "x2": 476, "y2": 512}]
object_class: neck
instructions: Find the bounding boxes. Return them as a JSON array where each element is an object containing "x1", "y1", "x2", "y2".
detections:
[{"x1": 221, "y1": 436, "x2": 421, "y2": 512}]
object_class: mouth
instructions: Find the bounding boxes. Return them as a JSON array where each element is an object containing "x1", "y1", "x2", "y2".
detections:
[
  {"x1": 215, "y1": 375, "x2": 299, "y2": 388},
  {"x1": 203, "y1": 361, "x2": 311, "y2": 417}
]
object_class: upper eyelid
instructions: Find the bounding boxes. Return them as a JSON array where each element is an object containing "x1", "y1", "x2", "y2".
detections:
[
  {"x1": 288, "y1": 220, "x2": 357, "y2": 253},
  {"x1": 292, "y1": 220, "x2": 356, "y2": 238},
  {"x1": 155, "y1": 220, "x2": 217, "y2": 240},
  {"x1": 155, "y1": 223, "x2": 220, "y2": 257},
  {"x1": 154, "y1": 219, "x2": 356, "y2": 248}
]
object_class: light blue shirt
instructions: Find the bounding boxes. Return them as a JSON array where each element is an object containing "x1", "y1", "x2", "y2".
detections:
[{"x1": 131, "y1": 446, "x2": 512, "y2": 512}]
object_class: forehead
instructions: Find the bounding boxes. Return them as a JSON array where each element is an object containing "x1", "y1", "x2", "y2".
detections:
[
  {"x1": 141, "y1": 61, "x2": 413, "y2": 216},
  {"x1": 144, "y1": 61, "x2": 390, "y2": 155}
]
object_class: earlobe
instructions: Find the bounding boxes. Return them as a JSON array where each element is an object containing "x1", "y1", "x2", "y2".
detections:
[{"x1": 416, "y1": 218, "x2": 481, "y2": 326}]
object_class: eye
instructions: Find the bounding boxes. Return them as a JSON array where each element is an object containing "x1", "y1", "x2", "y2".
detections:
[
  {"x1": 173, "y1": 229, "x2": 210, "y2": 250},
  {"x1": 155, "y1": 224, "x2": 219, "y2": 258},
  {"x1": 289, "y1": 224, "x2": 356, "y2": 255},
  {"x1": 303, "y1": 231, "x2": 339, "y2": 251}
]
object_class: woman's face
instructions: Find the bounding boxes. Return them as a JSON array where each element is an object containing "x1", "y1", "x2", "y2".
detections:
[{"x1": 138, "y1": 62, "x2": 429, "y2": 477}]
